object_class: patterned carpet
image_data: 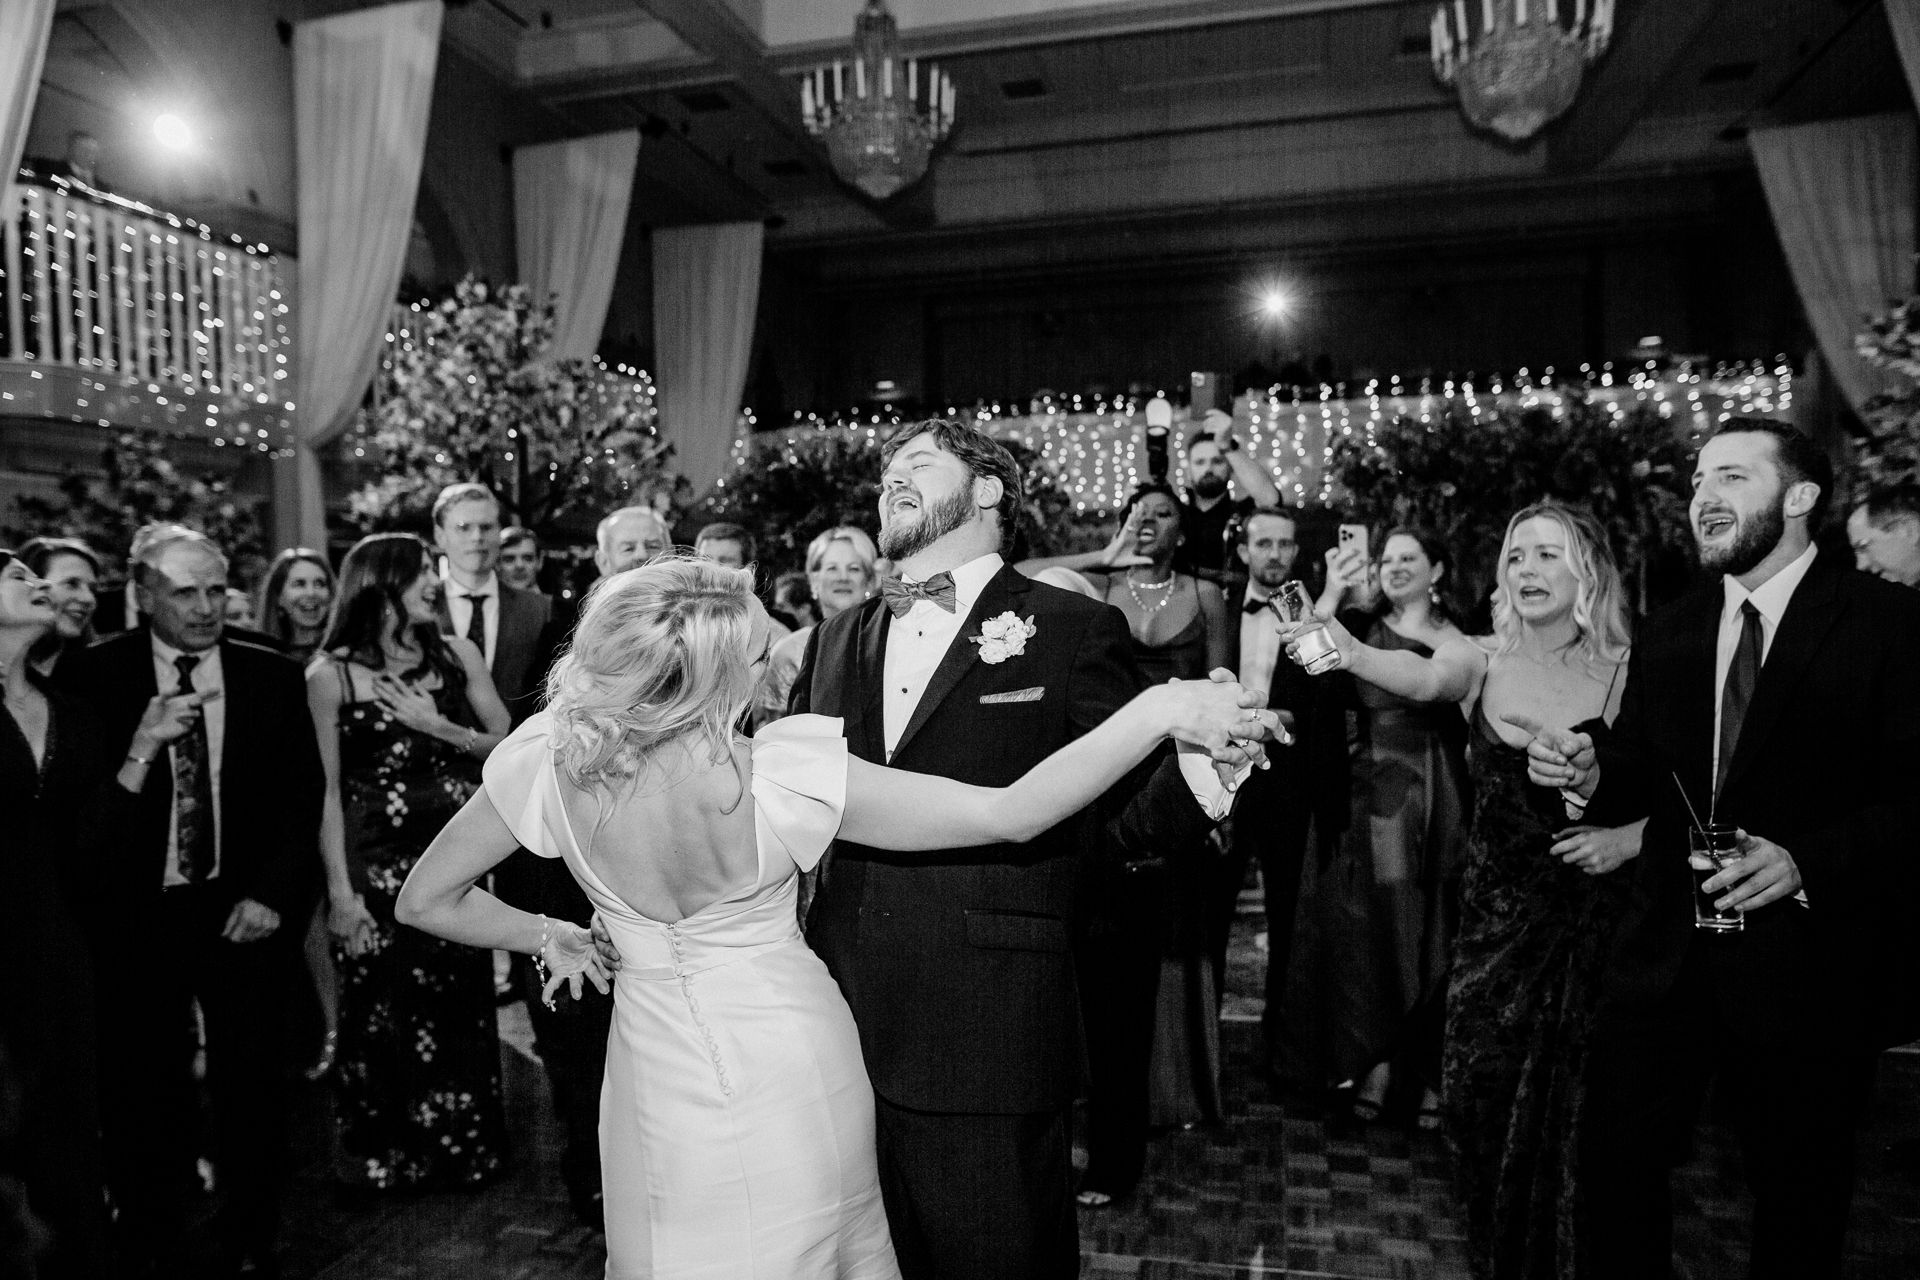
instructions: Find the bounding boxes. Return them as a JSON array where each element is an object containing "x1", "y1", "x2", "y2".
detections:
[{"x1": 261, "y1": 900, "x2": 1920, "y2": 1279}]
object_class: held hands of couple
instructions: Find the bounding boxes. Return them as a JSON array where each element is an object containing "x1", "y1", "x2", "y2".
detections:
[
  {"x1": 1501, "y1": 714, "x2": 1598, "y2": 796},
  {"x1": 1165, "y1": 668, "x2": 1285, "y2": 791},
  {"x1": 1701, "y1": 830, "x2": 1803, "y2": 913}
]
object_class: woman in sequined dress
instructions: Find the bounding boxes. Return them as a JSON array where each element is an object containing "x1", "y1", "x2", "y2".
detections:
[{"x1": 307, "y1": 533, "x2": 513, "y2": 1190}]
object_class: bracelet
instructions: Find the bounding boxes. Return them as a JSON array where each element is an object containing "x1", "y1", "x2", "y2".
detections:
[
  {"x1": 462, "y1": 725, "x2": 478, "y2": 754},
  {"x1": 1559, "y1": 787, "x2": 1589, "y2": 815},
  {"x1": 531, "y1": 915, "x2": 557, "y2": 1009},
  {"x1": 126, "y1": 750, "x2": 155, "y2": 767}
]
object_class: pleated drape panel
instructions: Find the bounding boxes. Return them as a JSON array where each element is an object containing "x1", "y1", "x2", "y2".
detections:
[
  {"x1": 291, "y1": 0, "x2": 443, "y2": 549},
  {"x1": 1750, "y1": 114, "x2": 1917, "y2": 413},
  {"x1": 1889, "y1": 0, "x2": 1920, "y2": 107},
  {"x1": 651, "y1": 222, "x2": 765, "y2": 496},
  {"x1": 1, "y1": 0, "x2": 57, "y2": 203},
  {"x1": 513, "y1": 131, "x2": 640, "y2": 362}
]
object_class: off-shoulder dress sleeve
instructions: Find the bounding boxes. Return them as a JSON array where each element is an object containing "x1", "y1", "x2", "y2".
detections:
[
  {"x1": 482, "y1": 710, "x2": 568, "y2": 859},
  {"x1": 751, "y1": 713, "x2": 848, "y2": 872}
]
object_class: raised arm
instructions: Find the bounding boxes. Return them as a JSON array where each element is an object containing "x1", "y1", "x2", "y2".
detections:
[
  {"x1": 836, "y1": 678, "x2": 1268, "y2": 851},
  {"x1": 1017, "y1": 505, "x2": 1148, "y2": 577},
  {"x1": 395, "y1": 788, "x2": 608, "y2": 1003},
  {"x1": 1293, "y1": 614, "x2": 1485, "y2": 706},
  {"x1": 1208, "y1": 408, "x2": 1281, "y2": 508}
]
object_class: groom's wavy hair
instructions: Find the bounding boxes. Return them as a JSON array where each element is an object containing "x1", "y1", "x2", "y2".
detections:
[
  {"x1": 1489, "y1": 501, "x2": 1632, "y2": 665},
  {"x1": 882, "y1": 419, "x2": 1024, "y2": 543},
  {"x1": 545, "y1": 554, "x2": 758, "y2": 792}
]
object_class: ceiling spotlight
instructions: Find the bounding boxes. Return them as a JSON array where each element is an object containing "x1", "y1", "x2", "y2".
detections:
[
  {"x1": 154, "y1": 114, "x2": 193, "y2": 149},
  {"x1": 1261, "y1": 289, "x2": 1291, "y2": 318}
]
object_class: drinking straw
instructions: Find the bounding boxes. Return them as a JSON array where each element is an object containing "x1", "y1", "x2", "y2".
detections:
[{"x1": 1671, "y1": 771, "x2": 1707, "y2": 833}]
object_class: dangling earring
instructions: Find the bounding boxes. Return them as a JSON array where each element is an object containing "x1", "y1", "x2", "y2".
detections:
[{"x1": 1429, "y1": 584, "x2": 1442, "y2": 606}]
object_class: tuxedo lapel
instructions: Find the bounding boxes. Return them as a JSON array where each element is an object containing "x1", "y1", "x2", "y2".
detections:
[
  {"x1": 1721, "y1": 559, "x2": 1843, "y2": 798},
  {"x1": 849, "y1": 600, "x2": 890, "y2": 764},
  {"x1": 891, "y1": 566, "x2": 1027, "y2": 761}
]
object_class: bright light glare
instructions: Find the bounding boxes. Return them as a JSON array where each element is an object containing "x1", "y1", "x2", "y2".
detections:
[
  {"x1": 153, "y1": 114, "x2": 193, "y2": 149},
  {"x1": 1261, "y1": 289, "x2": 1291, "y2": 318}
]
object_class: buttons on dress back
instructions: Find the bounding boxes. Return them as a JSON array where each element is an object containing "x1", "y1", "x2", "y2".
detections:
[{"x1": 666, "y1": 921, "x2": 735, "y2": 1099}]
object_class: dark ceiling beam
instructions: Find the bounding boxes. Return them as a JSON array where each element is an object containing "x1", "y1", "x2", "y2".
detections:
[
  {"x1": 638, "y1": 0, "x2": 901, "y2": 229},
  {"x1": 1544, "y1": 0, "x2": 1728, "y2": 174}
]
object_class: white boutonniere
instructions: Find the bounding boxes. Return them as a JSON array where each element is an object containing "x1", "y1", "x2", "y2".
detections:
[{"x1": 971, "y1": 612, "x2": 1037, "y2": 664}]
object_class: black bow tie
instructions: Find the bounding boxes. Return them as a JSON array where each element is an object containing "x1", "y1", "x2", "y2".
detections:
[
  {"x1": 1243, "y1": 593, "x2": 1275, "y2": 616},
  {"x1": 881, "y1": 573, "x2": 958, "y2": 618}
]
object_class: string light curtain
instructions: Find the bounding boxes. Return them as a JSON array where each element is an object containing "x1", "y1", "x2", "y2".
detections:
[
  {"x1": 651, "y1": 221, "x2": 764, "y2": 495},
  {"x1": 0, "y1": 0, "x2": 57, "y2": 204},
  {"x1": 288, "y1": 0, "x2": 442, "y2": 550},
  {"x1": 1750, "y1": 114, "x2": 1917, "y2": 413},
  {"x1": 512, "y1": 130, "x2": 640, "y2": 361}
]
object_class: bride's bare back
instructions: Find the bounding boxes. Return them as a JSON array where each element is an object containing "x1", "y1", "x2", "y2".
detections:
[{"x1": 559, "y1": 737, "x2": 770, "y2": 924}]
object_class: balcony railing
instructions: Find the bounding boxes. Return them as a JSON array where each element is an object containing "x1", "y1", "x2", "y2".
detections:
[{"x1": 1, "y1": 177, "x2": 294, "y2": 451}]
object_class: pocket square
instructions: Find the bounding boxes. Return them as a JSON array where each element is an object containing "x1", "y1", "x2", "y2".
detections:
[{"x1": 979, "y1": 686, "x2": 1045, "y2": 705}]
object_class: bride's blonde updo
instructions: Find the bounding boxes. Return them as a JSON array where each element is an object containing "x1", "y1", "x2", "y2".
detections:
[{"x1": 544, "y1": 554, "x2": 757, "y2": 789}]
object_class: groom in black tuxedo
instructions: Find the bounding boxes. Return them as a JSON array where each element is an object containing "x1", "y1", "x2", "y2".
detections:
[
  {"x1": 1520, "y1": 420, "x2": 1920, "y2": 1278},
  {"x1": 62, "y1": 526, "x2": 323, "y2": 1277},
  {"x1": 791, "y1": 419, "x2": 1257, "y2": 1279}
]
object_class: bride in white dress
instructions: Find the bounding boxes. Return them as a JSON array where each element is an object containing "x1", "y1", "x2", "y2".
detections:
[{"x1": 396, "y1": 556, "x2": 1269, "y2": 1279}]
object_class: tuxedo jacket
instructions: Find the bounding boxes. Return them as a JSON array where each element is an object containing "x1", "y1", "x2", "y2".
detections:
[
  {"x1": 61, "y1": 628, "x2": 326, "y2": 920},
  {"x1": 791, "y1": 565, "x2": 1218, "y2": 1114},
  {"x1": 436, "y1": 582, "x2": 554, "y2": 725},
  {"x1": 1221, "y1": 585, "x2": 1351, "y2": 836},
  {"x1": 1585, "y1": 554, "x2": 1920, "y2": 1047}
]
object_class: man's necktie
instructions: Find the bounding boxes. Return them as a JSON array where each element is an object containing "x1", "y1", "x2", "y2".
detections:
[
  {"x1": 463, "y1": 592, "x2": 489, "y2": 651},
  {"x1": 1716, "y1": 600, "x2": 1763, "y2": 795},
  {"x1": 173, "y1": 654, "x2": 214, "y2": 882},
  {"x1": 880, "y1": 572, "x2": 958, "y2": 619}
]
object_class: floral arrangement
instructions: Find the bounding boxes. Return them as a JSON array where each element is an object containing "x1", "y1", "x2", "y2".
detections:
[
  {"x1": 343, "y1": 276, "x2": 679, "y2": 539},
  {"x1": 1852, "y1": 296, "x2": 1920, "y2": 493},
  {"x1": 1330, "y1": 396, "x2": 1697, "y2": 618}
]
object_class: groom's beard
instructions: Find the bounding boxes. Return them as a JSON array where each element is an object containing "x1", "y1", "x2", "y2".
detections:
[{"x1": 880, "y1": 485, "x2": 976, "y2": 561}]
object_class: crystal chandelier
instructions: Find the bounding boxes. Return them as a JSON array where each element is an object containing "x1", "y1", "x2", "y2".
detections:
[
  {"x1": 1430, "y1": 0, "x2": 1614, "y2": 142},
  {"x1": 799, "y1": 1, "x2": 955, "y2": 200}
]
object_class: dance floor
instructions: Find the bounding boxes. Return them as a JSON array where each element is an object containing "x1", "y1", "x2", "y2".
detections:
[{"x1": 267, "y1": 897, "x2": 1920, "y2": 1279}]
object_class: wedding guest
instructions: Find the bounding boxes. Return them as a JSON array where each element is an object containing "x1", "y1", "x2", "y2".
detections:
[
  {"x1": 757, "y1": 526, "x2": 878, "y2": 730},
  {"x1": 1211, "y1": 509, "x2": 1350, "y2": 1084},
  {"x1": 307, "y1": 533, "x2": 512, "y2": 1193},
  {"x1": 223, "y1": 588, "x2": 256, "y2": 630},
  {"x1": 18, "y1": 537, "x2": 100, "y2": 677},
  {"x1": 1281, "y1": 528, "x2": 1468, "y2": 1128},
  {"x1": 595, "y1": 506, "x2": 673, "y2": 576},
  {"x1": 1526, "y1": 421, "x2": 1920, "y2": 1278},
  {"x1": 497, "y1": 527, "x2": 544, "y2": 594},
  {"x1": 1289, "y1": 503, "x2": 1639, "y2": 1278},
  {"x1": 1022, "y1": 486, "x2": 1231, "y2": 1195},
  {"x1": 1847, "y1": 481, "x2": 1920, "y2": 588},
  {"x1": 773, "y1": 570, "x2": 818, "y2": 630},
  {"x1": 1, "y1": 548, "x2": 202, "y2": 1280},
  {"x1": 693, "y1": 521, "x2": 755, "y2": 571},
  {"x1": 432, "y1": 484, "x2": 554, "y2": 726},
  {"x1": 60, "y1": 526, "x2": 323, "y2": 1278},
  {"x1": 1175, "y1": 407, "x2": 1280, "y2": 586},
  {"x1": 256, "y1": 549, "x2": 335, "y2": 668}
]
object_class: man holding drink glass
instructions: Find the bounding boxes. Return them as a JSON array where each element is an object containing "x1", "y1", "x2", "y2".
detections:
[{"x1": 1511, "y1": 420, "x2": 1920, "y2": 1278}]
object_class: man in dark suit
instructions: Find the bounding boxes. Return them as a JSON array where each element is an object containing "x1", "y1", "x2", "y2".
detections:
[
  {"x1": 1516, "y1": 420, "x2": 1920, "y2": 1278},
  {"x1": 1209, "y1": 508, "x2": 1349, "y2": 1072},
  {"x1": 63, "y1": 526, "x2": 323, "y2": 1278},
  {"x1": 430, "y1": 482, "x2": 554, "y2": 725},
  {"x1": 790, "y1": 419, "x2": 1264, "y2": 1280}
]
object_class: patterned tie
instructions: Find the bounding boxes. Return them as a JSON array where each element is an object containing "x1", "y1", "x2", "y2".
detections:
[
  {"x1": 879, "y1": 572, "x2": 958, "y2": 619},
  {"x1": 1716, "y1": 600, "x2": 1763, "y2": 796},
  {"x1": 173, "y1": 654, "x2": 214, "y2": 882},
  {"x1": 463, "y1": 591, "x2": 489, "y2": 651}
]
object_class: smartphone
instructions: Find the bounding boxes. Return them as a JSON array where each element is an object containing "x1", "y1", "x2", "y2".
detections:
[{"x1": 1337, "y1": 523, "x2": 1369, "y2": 564}]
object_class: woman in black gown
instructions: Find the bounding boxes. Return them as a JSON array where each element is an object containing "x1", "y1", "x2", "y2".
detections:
[
  {"x1": 0, "y1": 549, "x2": 199, "y2": 1278},
  {"x1": 1021, "y1": 484, "x2": 1230, "y2": 1204},
  {"x1": 306, "y1": 534, "x2": 513, "y2": 1191},
  {"x1": 1289, "y1": 503, "x2": 1642, "y2": 1279}
]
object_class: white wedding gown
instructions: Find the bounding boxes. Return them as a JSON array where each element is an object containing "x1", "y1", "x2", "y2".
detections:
[{"x1": 484, "y1": 711, "x2": 900, "y2": 1280}]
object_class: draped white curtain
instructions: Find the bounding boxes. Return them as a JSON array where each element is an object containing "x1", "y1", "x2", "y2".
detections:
[
  {"x1": 287, "y1": 0, "x2": 442, "y2": 549},
  {"x1": 514, "y1": 131, "x2": 639, "y2": 361},
  {"x1": 0, "y1": 0, "x2": 56, "y2": 205},
  {"x1": 652, "y1": 222, "x2": 765, "y2": 495},
  {"x1": 1750, "y1": 114, "x2": 1917, "y2": 413},
  {"x1": 1889, "y1": 0, "x2": 1920, "y2": 106}
]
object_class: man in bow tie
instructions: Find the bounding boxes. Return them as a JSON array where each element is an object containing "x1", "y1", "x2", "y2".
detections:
[{"x1": 791, "y1": 419, "x2": 1269, "y2": 1280}]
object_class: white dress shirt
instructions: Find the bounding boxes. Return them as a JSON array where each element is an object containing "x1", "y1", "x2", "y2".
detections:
[
  {"x1": 881, "y1": 553, "x2": 1237, "y2": 819},
  {"x1": 1712, "y1": 543, "x2": 1816, "y2": 786},
  {"x1": 443, "y1": 568, "x2": 500, "y2": 667},
  {"x1": 1238, "y1": 587, "x2": 1284, "y2": 696},
  {"x1": 151, "y1": 636, "x2": 225, "y2": 885}
]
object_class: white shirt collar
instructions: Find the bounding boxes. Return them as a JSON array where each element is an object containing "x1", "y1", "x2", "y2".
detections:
[
  {"x1": 1722, "y1": 542, "x2": 1817, "y2": 628},
  {"x1": 151, "y1": 632, "x2": 220, "y2": 667},
  {"x1": 909, "y1": 552, "x2": 1003, "y2": 610},
  {"x1": 443, "y1": 568, "x2": 499, "y2": 600}
]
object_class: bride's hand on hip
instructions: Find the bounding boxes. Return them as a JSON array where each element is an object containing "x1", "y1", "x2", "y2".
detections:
[
  {"x1": 588, "y1": 912, "x2": 624, "y2": 972},
  {"x1": 542, "y1": 921, "x2": 615, "y2": 1006}
]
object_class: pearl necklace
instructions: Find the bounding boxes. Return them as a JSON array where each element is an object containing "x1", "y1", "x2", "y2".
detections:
[{"x1": 1125, "y1": 570, "x2": 1177, "y2": 616}]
